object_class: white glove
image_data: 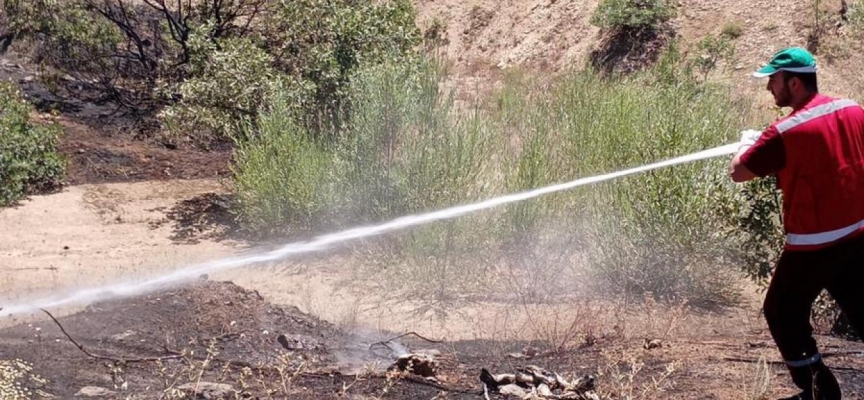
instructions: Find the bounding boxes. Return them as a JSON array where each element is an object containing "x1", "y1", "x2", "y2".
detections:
[{"x1": 739, "y1": 129, "x2": 763, "y2": 149}]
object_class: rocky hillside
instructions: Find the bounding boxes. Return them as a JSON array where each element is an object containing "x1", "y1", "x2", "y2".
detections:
[{"x1": 413, "y1": 0, "x2": 864, "y2": 101}]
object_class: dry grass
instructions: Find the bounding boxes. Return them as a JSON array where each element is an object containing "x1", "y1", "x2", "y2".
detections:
[
  {"x1": 0, "y1": 359, "x2": 47, "y2": 400},
  {"x1": 598, "y1": 349, "x2": 677, "y2": 400},
  {"x1": 745, "y1": 356, "x2": 772, "y2": 400}
]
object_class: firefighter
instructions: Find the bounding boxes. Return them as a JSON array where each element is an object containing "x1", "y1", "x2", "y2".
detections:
[{"x1": 730, "y1": 47, "x2": 864, "y2": 400}]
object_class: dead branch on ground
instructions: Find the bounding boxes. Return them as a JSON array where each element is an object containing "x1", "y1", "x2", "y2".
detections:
[{"x1": 41, "y1": 308, "x2": 183, "y2": 363}]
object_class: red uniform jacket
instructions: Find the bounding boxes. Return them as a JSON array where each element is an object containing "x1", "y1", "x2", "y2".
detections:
[{"x1": 741, "y1": 94, "x2": 864, "y2": 250}]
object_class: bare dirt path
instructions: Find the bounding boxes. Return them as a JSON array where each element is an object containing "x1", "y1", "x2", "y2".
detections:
[
  {"x1": 0, "y1": 180, "x2": 236, "y2": 319},
  {"x1": 0, "y1": 179, "x2": 497, "y2": 341}
]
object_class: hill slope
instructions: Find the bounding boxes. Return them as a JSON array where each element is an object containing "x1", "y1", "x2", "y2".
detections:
[{"x1": 414, "y1": 0, "x2": 864, "y2": 101}]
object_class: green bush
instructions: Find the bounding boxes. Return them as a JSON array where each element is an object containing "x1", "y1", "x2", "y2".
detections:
[
  {"x1": 262, "y1": 0, "x2": 421, "y2": 127},
  {"x1": 232, "y1": 59, "x2": 504, "y2": 305},
  {"x1": 233, "y1": 59, "x2": 491, "y2": 232},
  {"x1": 162, "y1": 0, "x2": 420, "y2": 145},
  {"x1": 849, "y1": 1, "x2": 864, "y2": 33},
  {"x1": 232, "y1": 82, "x2": 331, "y2": 234},
  {"x1": 234, "y1": 46, "x2": 762, "y2": 308},
  {"x1": 590, "y1": 0, "x2": 676, "y2": 31},
  {"x1": 8, "y1": 0, "x2": 420, "y2": 144},
  {"x1": 0, "y1": 81, "x2": 65, "y2": 206},
  {"x1": 543, "y1": 61, "x2": 749, "y2": 305},
  {"x1": 158, "y1": 33, "x2": 313, "y2": 147}
]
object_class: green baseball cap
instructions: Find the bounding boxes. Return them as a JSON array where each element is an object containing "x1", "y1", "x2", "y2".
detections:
[{"x1": 753, "y1": 47, "x2": 817, "y2": 78}]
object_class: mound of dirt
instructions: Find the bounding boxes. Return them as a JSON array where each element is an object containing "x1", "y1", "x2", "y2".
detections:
[
  {"x1": 0, "y1": 280, "x2": 342, "y2": 397},
  {"x1": 2, "y1": 279, "x2": 863, "y2": 399}
]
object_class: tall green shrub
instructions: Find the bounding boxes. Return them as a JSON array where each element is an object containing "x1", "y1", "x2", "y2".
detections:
[
  {"x1": 560, "y1": 68, "x2": 748, "y2": 305},
  {"x1": 482, "y1": 48, "x2": 755, "y2": 306},
  {"x1": 232, "y1": 82, "x2": 332, "y2": 234},
  {"x1": 333, "y1": 61, "x2": 489, "y2": 222},
  {"x1": 232, "y1": 60, "x2": 491, "y2": 232},
  {"x1": 0, "y1": 81, "x2": 65, "y2": 206}
]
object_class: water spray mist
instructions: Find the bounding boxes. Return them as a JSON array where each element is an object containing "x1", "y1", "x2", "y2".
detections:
[{"x1": 0, "y1": 143, "x2": 741, "y2": 317}]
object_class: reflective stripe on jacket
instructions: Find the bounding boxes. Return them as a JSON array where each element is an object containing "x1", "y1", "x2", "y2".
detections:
[{"x1": 775, "y1": 97, "x2": 864, "y2": 250}]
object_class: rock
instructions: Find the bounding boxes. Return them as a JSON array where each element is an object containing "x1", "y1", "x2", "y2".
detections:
[
  {"x1": 537, "y1": 383, "x2": 555, "y2": 397},
  {"x1": 110, "y1": 330, "x2": 136, "y2": 341},
  {"x1": 75, "y1": 386, "x2": 117, "y2": 397},
  {"x1": 177, "y1": 382, "x2": 235, "y2": 399},
  {"x1": 498, "y1": 383, "x2": 529, "y2": 398},
  {"x1": 388, "y1": 353, "x2": 438, "y2": 377},
  {"x1": 277, "y1": 333, "x2": 322, "y2": 350},
  {"x1": 643, "y1": 338, "x2": 663, "y2": 350}
]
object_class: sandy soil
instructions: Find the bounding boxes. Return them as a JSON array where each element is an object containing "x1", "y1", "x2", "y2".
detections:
[{"x1": 0, "y1": 180, "x2": 236, "y2": 317}]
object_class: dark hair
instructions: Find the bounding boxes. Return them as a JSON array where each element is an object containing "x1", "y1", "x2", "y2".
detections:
[{"x1": 783, "y1": 71, "x2": 819, "y2": 93}]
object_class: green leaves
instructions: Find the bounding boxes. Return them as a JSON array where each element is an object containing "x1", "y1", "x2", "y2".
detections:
[
  {"x1": 590, "y1": 0, "x2": 676, "y2": 31},
  {"x1": 160, "y1": 0, "x2": 421, "y2": 146},
  {"x1": 0, "y1": 81, "x2": 65, "y2": 206},
  {"x1": 263, "y1": 0, "x2": 421, "y2": 125}
]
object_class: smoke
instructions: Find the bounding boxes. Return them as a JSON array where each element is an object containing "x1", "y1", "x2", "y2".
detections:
[
  {"x1": 0, "y1": 143, "x2": 739, "y2": 318},
  {"x1": 331, "y1": 328, "x2": 412, "y2": 374}
]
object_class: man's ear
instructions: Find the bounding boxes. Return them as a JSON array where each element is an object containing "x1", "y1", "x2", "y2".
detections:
[{"x1": 786, "y1": 75, "x2": 803, "y2": 91}]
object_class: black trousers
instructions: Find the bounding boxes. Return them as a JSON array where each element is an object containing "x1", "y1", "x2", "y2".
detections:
[{"x1": 763, "y1": 234, "x2": 864, "y2": 397}]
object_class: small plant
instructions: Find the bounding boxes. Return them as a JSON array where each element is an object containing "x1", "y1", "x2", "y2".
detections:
[
  {"x1": 598, "y1": 349, "x2": 676, "y2": 399},
  {"x1": 694, "y1": 34, "x2": 737, "y2": 80},
  {"x1": 721, "y1": 21, "x2": 745, "y2": 39},
  {"x1": 722, "y1": 177, "x2": 784, "y2": 287},
  {"x1": 804, "y1": 0, "x2": 844, "y2": 54},
  {"x1": 850, "y1": 0, "x2": 864, "y2": 30},
  {"x1": 422, "y1": 16, "x2": 449, "y2": 52},
  {"x1": 590, "y1": 0, "x2": 676, "y2": 32},
  {"x1": 745, "y1": 356, "x2": 772, "y2": 400}
]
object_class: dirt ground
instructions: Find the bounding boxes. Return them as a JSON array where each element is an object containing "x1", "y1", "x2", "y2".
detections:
[
  {"x1": 1, "y1": 275, "x2": 863, "y2": 399},
  {"x1": 1, "y1": 179, "x2": 863, "y2": 398},
  {"x1": 3, "y1": 0, "x2": 864, "y2": 398}
]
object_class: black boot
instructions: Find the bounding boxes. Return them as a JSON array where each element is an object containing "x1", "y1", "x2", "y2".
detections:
[{"x1": 783, "y1": 361, "x2": 841, "y2": 400}]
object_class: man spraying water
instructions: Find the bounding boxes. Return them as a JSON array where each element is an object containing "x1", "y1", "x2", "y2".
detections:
[{"x1": 730, "y1": 47, "x2": 864, "y2": 400}]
